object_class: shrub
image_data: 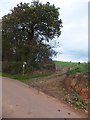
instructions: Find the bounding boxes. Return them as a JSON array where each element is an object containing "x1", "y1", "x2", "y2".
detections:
[
  {"x1": 2, "y1": 60, "x2": 55, "y2": 74},
  {"x1": 2, "y1": 61, "x2": 23, "y2": 74}
]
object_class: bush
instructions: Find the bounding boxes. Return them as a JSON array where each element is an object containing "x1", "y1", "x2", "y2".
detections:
[
  {"x1": 2, "y1": 61, "x2": 23, "y2": 74},
  {"x1": 42, "y1": 60, "x2": 55, "y2": 71},
  {"x1": 2, "y1": 60, "x2": 55, "y2": 74}
]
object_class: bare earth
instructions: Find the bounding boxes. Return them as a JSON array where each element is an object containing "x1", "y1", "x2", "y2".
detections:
[{"x1": 2, "y1": 77, "x2": 87, "y2": 118}]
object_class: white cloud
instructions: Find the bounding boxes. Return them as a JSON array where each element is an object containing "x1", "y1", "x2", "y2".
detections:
[{"x1": 0, "y1": 0, "x2": 88, "y2": 62}]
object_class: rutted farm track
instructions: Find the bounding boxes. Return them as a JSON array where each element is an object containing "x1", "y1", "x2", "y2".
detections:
[{"x1": 27, "y1": 70, "x2": 89, "y2": 114}]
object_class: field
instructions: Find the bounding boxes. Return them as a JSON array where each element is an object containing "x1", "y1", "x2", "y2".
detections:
[{"x1": 54, "y1": 61, "x2": 88, "y2": 74}]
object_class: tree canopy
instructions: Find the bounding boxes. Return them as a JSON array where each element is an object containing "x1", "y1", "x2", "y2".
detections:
[{"x1": 2, "y1": 0, "x2": 62, "y2": 72}]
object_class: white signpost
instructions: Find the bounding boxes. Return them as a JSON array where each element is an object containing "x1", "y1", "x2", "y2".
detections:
[{"x1": 23, "y1": 62, "x2": 27, "y2": 75}]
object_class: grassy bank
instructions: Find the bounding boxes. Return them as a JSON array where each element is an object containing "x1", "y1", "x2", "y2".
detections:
[{"x1": 1, "y1": 72, "x2": 51, "y2": 82}]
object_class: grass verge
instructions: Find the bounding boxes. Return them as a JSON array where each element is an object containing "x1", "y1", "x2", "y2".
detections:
[{"x1": 1, "y1": 72, "x2": 51, "y2": 82}]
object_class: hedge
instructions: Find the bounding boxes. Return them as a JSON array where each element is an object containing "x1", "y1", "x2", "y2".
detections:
[{"x1": 2, "y1": 61, "x2": 55, "y2": 74}]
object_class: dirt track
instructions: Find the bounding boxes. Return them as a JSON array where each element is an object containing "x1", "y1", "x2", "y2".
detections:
[{"x1": 2, "y1": 77, "x2": 87, "y2": 118}]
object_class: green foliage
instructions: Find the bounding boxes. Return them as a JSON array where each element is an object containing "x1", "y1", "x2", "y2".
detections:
[
  {"x1": 71, "y1": 91, "x2": 88, "y2": 109},
  {"x1": 2, "y1": 0, "x2": 62, "y2": 73},
  {"x1": 2, "y1": 61, "x2": 23, "y2": 74},
  {"x1": 63, "y1": 89, "x2": 89, "y2": 110},
  {"x1": 2, "y1": 61, "x2": 55, "y2": 74}
]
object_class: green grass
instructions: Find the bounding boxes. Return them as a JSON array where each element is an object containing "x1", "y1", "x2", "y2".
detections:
[
  {"x1": 54, "y1": 61, "x2": 88, "y2": 73},
  {"x1": 54, "y1": 61, "x2": 77, "y2": 67},
  {"x1": 0, "y1": 72, "x2": 2, "y2": 76},
  {"x1": 1, "y1": 72, "x2": 51, "y2": 82}
]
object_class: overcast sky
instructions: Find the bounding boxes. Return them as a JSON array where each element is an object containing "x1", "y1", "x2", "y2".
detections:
[{"x1": 0, "y1": 0, "x2": 89, "y2": 62}]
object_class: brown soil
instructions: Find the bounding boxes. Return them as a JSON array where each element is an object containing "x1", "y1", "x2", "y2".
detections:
[{"x1": 27, "y1": 72, "x2": 89, "y2": 114}]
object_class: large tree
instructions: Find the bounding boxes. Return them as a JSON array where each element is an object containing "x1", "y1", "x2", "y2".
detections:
[{"x1": 2, "y1": 1, "x2": 62, "y2": 71}]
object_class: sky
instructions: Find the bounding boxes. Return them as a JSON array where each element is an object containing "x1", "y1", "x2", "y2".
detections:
[{"x1": 0, "y1": 0, "x2": 89, "y2": 62}]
